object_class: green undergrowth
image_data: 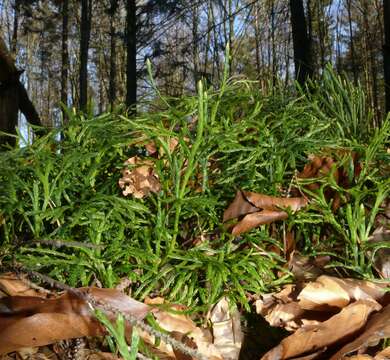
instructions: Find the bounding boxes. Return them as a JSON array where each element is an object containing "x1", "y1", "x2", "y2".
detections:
[{"x1": 0, "y1": 68, "x2": 389, "y2": 311}]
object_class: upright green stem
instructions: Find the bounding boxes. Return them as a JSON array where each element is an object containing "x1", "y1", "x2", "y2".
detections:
[{"x1": 169, "y1": 81, "x2": 207, "y2": 254}]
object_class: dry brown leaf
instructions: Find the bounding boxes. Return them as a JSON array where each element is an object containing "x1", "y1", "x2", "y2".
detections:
[
  {"x1": 298, "y1": 276, "x2": 386, "y2": 311},
  {"x1": 16, "y1": 347, "x2": 39, "y2": 359},
  {"x1": 255, "y1": 285, "x2": 307, "y2": 331},
  {"x1": 243, "y1": 192, "x2": 308, "y2": 212},
  {"x1": 232, "y1": 210, "x2": 288, "y2": 236},
  {"x1": 207, "y1": 297, "x2": 242, "y2": 360},
  {"x1": 263, "y1": 302, "x2": 305, "y2": 331},
  {"x1": 288, "y1": 252, "x2": 330, "y2": 281},
  {"x1": 255, "y1": 285, "x2": 296, "y2": 316},
  {"x1": 289, "y1": 350, "x2": 326, "y2": 360},
  {"x1": 375, "y1": 347, "x2": 390, "y2": 360},
  {"x1": 295, "y1": 152, "x2": 362, "y2": 212},
  {"x1": 261, "y1": 300, "x2": 381, "y2": 360},
  {"x1": 330, "y1": 304, "x2": 390, "y2": 359},
  {"x1": 0, "y1": 288, "x2": 150, "y2": 355},
  {"x1": 145, "y1": 137, "x2": 179, "y2": 156},
  {"x1": 223, "y1": 191, "x2": 259, "y2": 222},
  {"x1": 0, "y1": 273, "x2": 48, "y2": 297},
  {"x1": 223, "y1": 191, "x2": 307, "y2": 235},
  {"x1": 142, "y1": 299, "x2": 223, "y2": 360},
  {"x1": 118, "y1": 156, "x2": 161, "y2": 198},
  {"x1": 367, "y1": 227, "x2": 390, "y2": 279},
  {"x1": 86, "y1": 352, "x2": 122, "y2": 360}
]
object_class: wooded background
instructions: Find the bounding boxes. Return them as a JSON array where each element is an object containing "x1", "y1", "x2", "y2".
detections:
[{"x1": 1, "y1": 0, "x2": 390, "y2": 130}]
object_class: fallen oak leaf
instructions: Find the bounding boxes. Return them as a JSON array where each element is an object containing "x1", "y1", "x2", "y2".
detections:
[
  {"x1": 288, "y1": 349, "x2": 326, "y2": 359},
  {"x1": 0, "y1": 273, "x2": 48, "y2": 297},
  {"x1": 142, "y1": 298, "x2": 223, "y2": 360},
  {"x1": 207, "y1": 297, "x2": 243, "y2": 360},
  {"x1": 232, "y1": 210, "x2": 288, "y2": 236},
  {"x1": 375, "y1": 347, "x2": 390, "y2": 360},
  {"x1": 261, "y1": 300, "x2": 381, "y2": 360},
  {"x1": 0, "y1": 287, "x2": 150, "y2": 355},
  {"x1": 298, "y1": 276, "x2": 386, "y2": 311},
  {"x1": 223, "y1": 191, "x2": 259, "y2": 222},
  {"x1": 224, "y1": 191, "x2": 307, "y2": 235},
  {"x1": 243, "y1": 192, "x2": 308, "y2": 212},
  {"x1": 330, "y1": 304, "x2": 390, "y2": 360},
  {"x1": 118, "y1": 156, "x2": 161, "y2": 198}
]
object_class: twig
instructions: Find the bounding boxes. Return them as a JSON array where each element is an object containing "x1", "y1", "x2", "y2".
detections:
[{"x1": 8, "y1": 264, "x2": 208, "y2": 360}]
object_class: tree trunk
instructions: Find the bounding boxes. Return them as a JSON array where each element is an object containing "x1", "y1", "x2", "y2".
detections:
[
  {"x1": 254, "y1": 2, "x2": 261, "y2": 77},
  {"x1": 11, "y1": 0, "x2": 20, "y2": 55},
  {"x1": 347, "y1": 0, "x2": 358, "y2": 84},
  {"x1": 0, "y1": 36, "x2": 41, "y2": 147},
  {"x1": 192, "y1": 4, "x2": 200, "y2": 87},
  {"x1": 126, "y1": 0, "x2": 137, "y2": 113},
  {"x1": 383, "y1": 0, "x2": 390, "y2": 114},
  {"x1": 228, "y1": 0, "x2": 234, "y2": 73},
  {"x1": 109, "y1": 0, "x2": 118, "y2": 109},
  {"x1": 271, "y1": 0, "x2": 277, "y2": 87},
  {"x1": 79, "y1": 0, "x2": 92, "y2": 112},
  {"x1": 290, "y1": 0, "x2": 313, "y2": 85},
  {"x1": 362, "y1": 1, "x2": 379, "y2": 122},
  {"x1": 61, "y1": 0, "x2": 69, "y2": 122}
]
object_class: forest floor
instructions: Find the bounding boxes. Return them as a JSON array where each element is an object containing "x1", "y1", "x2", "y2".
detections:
[{"x1": 0, "y1": 70, "x2": 389, "y2": 359}]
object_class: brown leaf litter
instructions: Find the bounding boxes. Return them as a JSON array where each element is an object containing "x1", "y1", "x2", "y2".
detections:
[
  {"x1": 223, "y1": 191, "x2": 308, "y2": 235},
  {"x1": 118, "y1": 156, "x2": 161, "y2": 198},
  {"x1": 256, "y1": 275, "x2": 390, "y2": 359},
  {"x1": 0, "y1": 273, "x2": 243, "y2": 360}
]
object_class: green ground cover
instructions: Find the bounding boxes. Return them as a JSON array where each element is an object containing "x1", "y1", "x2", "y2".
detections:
[{"x1": 0, "y1": 68, "x2": 389, "y2": 311}]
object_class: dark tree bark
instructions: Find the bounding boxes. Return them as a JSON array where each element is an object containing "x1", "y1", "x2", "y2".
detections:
[
  {"x1": 11, "y1": 0, "x2": 20, "y2": 55},
  {"x1": 109, "y1": 0, "x2": 118, "y2": 109},
  {"x1": 79, "y1": 0, "x2": 92, "y2": 112},
  {"x1": 126, "y1": 0, "x2": 137, "y2": 113},
  {"x1": 61, "y1": 0, "x2": 69, "y2": 122},
  {"x1": 289, "y1": 0, "x2": 313, "y2": 85},
  {"x1": 192, "y1": 4, "x2": 200, "y2": 86},
  {"x1": 383, "y1": 0, "x2": 390, "y2": 114},
  {"x1": 347, "y1": 0, "x2": 358, "y2": 84},
  {"x1": 0, "y1": 36, "x2": 41, "y2": 148}
]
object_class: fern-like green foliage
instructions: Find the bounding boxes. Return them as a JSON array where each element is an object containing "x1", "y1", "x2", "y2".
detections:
[{"x1": 0, "y1": 67, "x2": 388, "y2": 309}]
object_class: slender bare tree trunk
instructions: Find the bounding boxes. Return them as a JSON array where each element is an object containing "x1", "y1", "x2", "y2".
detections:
[
  {"x1": 290, "y1": 0, "x2": 313, "y2": 85},
  {"x1": 384, "y1": 0, "x2": 390, "y2": 114},
  {"x1": 11, "y1": 0, "x2": 20, "y2": 55},
  {"x1": 228, "y1": 0, "x2": 234, "y2": 73},
  {"x1": 254, "y1": 2, "x2": 261, "y2": 77},
  {"x1": 204, "y1": 1, "x2": 212, "y2": 77},
  {"x1": 362, "y1": 0, "x2": 379, "y2": 121},
  {"x1": 210, "y1": 2, "x2": 220, "y2": 82},
  {"x1": 192, "y1": 3, "x2": 200, "y2": 86},
  {"x1": 346, "y1": 0, "x2": 358, "y2": 84},
  {"x1": 61, "y1": 0, "x2": 69, "y2": 122},
  {"x1": 79, "y1": 0, "x2": 92, "y2": 111},
  {"x1": 270, "y1": 0, "x2": 277, "y2": 86},
  {"x1": 109, "y1": 0, "x2": 118, "y2": 109},
  {"x1": 126, "y1": 0, "x2": 137, "y2": 113}
]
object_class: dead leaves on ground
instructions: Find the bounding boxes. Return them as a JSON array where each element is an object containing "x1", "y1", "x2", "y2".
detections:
[
  {"x1": 296, "y1": 152, "x2": 361, "y2": 212},
  {"x1": 256, "y1": 275, "x2": 390, "y2": 359},
  {"x1": 118, "y1": 156, "x2": 161, "y2": 198},
  {"x1": 0, "y1": 274, "x2": 241, "y2": 360},
  {"x1": 1, "y1": 273, "x2": 390, "y2": 360},
  {"x1": 222, "y1": 151, "x2": 365, "y2": 236},
  {"x1": 0, "y1": 275, "x2": 150, "y2": 355},
  {"x1": 223, "y1": 191, "x2": 307, "y2": 235}
]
